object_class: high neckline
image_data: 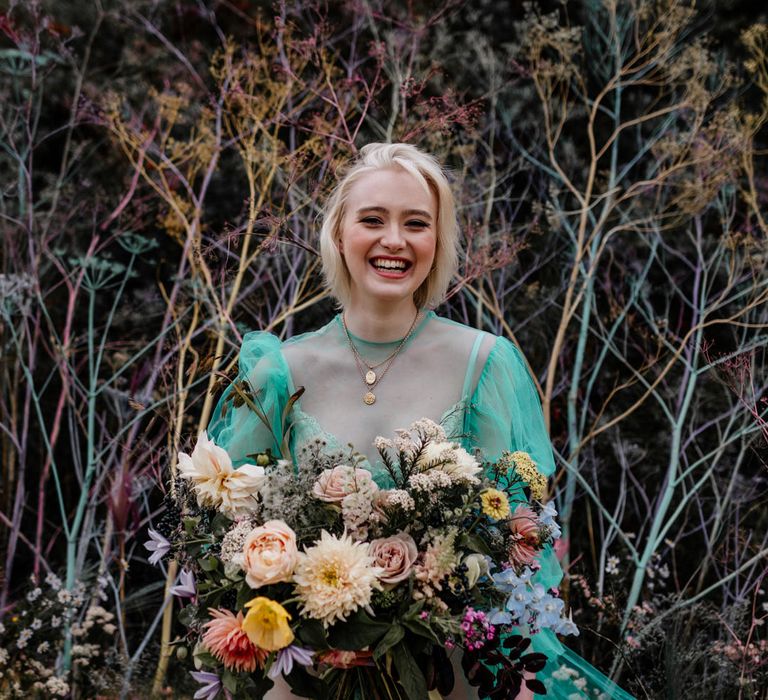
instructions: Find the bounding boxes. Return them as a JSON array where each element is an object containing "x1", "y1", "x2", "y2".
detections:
[{"x1": 335, "y1": 309, "x2": 434, "y2": 346}]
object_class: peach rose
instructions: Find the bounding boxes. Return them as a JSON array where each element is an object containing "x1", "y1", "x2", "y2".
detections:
[
  {"x1": 312, "y1": 465, "x2": 377, "y2": 503},
  {"x1": 242, "y1": 520, "x2": 298, "y2": 589},
  {"x1": 369, "y1": 532, "x2": 418, "y2": 585}
]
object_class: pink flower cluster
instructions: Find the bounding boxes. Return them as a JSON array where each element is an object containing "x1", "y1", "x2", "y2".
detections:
[{"x1": 460, "y1": 607, "x2": 495, "y2": 652}]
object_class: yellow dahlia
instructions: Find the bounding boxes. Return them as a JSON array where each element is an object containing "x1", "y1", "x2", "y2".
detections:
[
  {"x1": 480, "y1": 488, "x2": 510, "y2": 520},
  {"x1": 292, "y1": 530, "x2": 383, "y2": 628},
  {"x1": 242, "y1": 597, "x2": 294, "y2": 652}
]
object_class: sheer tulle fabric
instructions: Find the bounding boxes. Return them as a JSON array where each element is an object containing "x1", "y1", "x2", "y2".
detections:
[{"x1": 207, "y1": 314, "x2": 634, "y2": 699}]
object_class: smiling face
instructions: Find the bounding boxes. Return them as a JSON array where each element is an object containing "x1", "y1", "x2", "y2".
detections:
[{"x1": 338, "y1": 167, "x2": 438, "y2": 309}]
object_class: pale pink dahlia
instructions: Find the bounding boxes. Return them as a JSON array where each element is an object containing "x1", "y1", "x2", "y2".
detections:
[{"x1": 507, "y1": 505, "x2": 540, "y2": 568}]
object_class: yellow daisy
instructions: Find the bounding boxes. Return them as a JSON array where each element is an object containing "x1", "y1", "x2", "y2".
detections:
[{"x1": 480, "y1": 488, "x2": 510, "y2": 520}]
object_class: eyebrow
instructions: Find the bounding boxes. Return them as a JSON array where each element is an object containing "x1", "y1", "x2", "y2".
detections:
[{"x1": 356, "y1": 206, "x2": 433, "y2": 220}]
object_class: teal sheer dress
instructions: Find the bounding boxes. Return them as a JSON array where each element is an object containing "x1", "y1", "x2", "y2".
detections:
[{"x1": 207, "y1": 311, "x2": 634, "y2": 699}]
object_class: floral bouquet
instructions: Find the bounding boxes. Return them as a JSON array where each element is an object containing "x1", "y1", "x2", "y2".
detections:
[{"x1": 149, "y1": 418, "x2": 576, "y2": 699}]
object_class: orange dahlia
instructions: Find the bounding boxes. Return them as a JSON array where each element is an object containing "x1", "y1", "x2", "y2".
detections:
[{"x1": 202, "y1": 608, "x2": 267, "y2": 673}]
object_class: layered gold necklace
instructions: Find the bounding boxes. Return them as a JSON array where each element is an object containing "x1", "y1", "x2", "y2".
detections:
[{"x1": 341, "y1": 309, "x2": 421, "y2": 405}]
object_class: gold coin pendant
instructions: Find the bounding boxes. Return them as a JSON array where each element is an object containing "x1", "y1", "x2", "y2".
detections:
[
  {"x1": 365, "y1": 370, "x2": 376, "y2": 385},
  {"x1": 363, "y1": 391, "x2": 376, "y2": 405}
]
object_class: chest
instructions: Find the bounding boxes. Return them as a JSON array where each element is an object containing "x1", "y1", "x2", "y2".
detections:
[{"x1": 283, "y1": 337, "x2": 477, "y2": 471}]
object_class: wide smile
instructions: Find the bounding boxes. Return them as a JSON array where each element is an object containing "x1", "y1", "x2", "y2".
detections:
[{"x1": 368, "y1": 256, "x2": 413, "y2": 279}]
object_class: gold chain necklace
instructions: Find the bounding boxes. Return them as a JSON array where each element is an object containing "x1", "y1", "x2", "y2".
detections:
[{"x1": 341, "y1": 309, "x2": 421, "y2": 405}]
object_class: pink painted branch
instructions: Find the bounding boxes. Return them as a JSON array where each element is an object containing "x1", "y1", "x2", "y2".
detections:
[
  {"x1": 31, "y1": 238, "x2": 91, "y2": 580},
  {"x1": 0, "y1": 315, "x2": 38, "y2": 611},
  {"x1": 34, "y1": 384, "x2": 69, "y2": 579},
  {"x1": 100, "y1": 139, "x2": 150, "y2": 231},
  {"x1": 0, "y1": 507, "x2": 50, "y2": 577}
]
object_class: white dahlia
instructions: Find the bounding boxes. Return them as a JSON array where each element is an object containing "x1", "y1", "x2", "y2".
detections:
[
  {"x1": 177, "y1": 431, "x2": 266, "y2": 517},
  {"x1": 292, "y1": 531, "x2": 383, "y2": 628},
  {"x1": 415, "y1": 440, "x2": 482, "y2": 485},
  {"x1": 415, "y1": 440, "x2": 457, "y2": 469},
  {"x1": 441, "y1": 445, "x2": 482, "y2": 484}
]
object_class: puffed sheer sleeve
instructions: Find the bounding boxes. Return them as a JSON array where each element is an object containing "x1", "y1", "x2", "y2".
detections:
[
  {"x1": 466, "y1": 335, "x2": 560, "y2": 590},
  {"x1": 467, "y1": 336, "x2": 556, "y2": 476},
  {"x1": 206, "y1": 331, "x2": 292, "y2": 464}
]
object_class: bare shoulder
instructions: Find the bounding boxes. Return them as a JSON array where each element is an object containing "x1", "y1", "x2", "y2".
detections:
[
  {"x1": 281, "y1": 321, "x2": 343, "y2": 381},
  {"x1": 281, "y1": 332, "x2": 316, "y2": 363},
  {"x1": 428, "y1": 314, "x2": 498, "y2": 368}
]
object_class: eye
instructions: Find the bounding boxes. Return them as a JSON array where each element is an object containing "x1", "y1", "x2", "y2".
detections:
[
  {"x1": 361, "y1": 217, "x2": 383, "y2": 225},
  {"x1": 407, "y1": 220, "x2": 429, "y2": 229}
]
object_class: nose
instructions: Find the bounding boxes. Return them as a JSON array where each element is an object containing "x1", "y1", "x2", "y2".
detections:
[{"x1": 380, "y1": 221, "x2": 406, "y2": 250}]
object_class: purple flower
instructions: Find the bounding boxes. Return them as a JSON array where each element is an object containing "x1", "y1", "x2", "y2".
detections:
[
  {"x1": 267, "y1": 644, "x2": 314, "y2": 679},
  {"x1": 144, "y1": 528, "x2": 171, "y2": 566},
  {"x1": 170, "y1": 568, "x2": 196, "y2": 598},
  {"x1": 190, "y1": 670, "x2": 221, "y2": 700}
]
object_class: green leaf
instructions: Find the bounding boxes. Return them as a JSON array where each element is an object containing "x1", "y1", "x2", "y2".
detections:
[
  {"x1": 236, "y1": 583, "x2": 255, "y2": 610},
  {"x1": 286, "y1": 666, "x2": 329, "y2": 697},
  {"x1": 0, "y1": 49, "x2": 64, "y2": 66},
  {"x1": 221, "y1": 669, "x2": 239, "y2": 693},
  {"x1": 192, "y1": 649, "x2": 217, "y2": 668},
  {"x1": 374, "y1": 623, "x2": 405, "y2": 661},
  {"x1": 326, "y1": 609, "x2": 391, "y2": 650},
  {"x1": 402, "y1": 599, "x2": 425, "y2": 619},
  {"x1": 183, "y1": 516, "x2": 200, "y2": 536},
  {"x1": 458, "y1": 531, "x2": 493, "y2": 557},
  {"x1": 199, "y1": 556, "x2": 219, "y2": 572},
  {"x1": 210, "y1": 512, "x2": 233, "y2": 536},
  {"x1": 177, "y1": 603, "x2": 198, "y2": 627},
  {"x1": 250, "y1": 675, "x2": 275, "y2": 697},
  {"x1": 390, "y1": 641, "x2": 428, "y2": 699},
  {"x1": 402, "y1": 618, "x2": 440, "y2": 644},
  {"x1": 297, "y1": 619, "x2": 329, "y2": 649}
]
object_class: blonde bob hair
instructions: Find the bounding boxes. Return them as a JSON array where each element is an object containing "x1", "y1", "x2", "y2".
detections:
[{"x1": 319, "y1": 143, "x2": 459, "y2": 309}]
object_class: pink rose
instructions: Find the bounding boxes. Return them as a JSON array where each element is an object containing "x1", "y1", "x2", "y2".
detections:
[
  {"x1": 312, "y1": 465, "x2": 377, "y2": 503},
  {"x1": 369, "y1": 532, "x2": 418, "y2": 585},
  {"x1": 370, "y1": 490, "x2": 390, "y2": 524},
  {"x1": 242, "y1": 520, "x2": 298, "y2": 589}
]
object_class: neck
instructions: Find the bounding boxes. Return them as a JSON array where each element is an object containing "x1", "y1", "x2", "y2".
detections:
[{"x1": 343, "y1": 298, "x2": 421, "y2": 342}]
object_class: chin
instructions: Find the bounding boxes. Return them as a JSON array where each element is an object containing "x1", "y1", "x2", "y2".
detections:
[{"x1": 374, "y1": 280, "x2": 426, "y2": 299}]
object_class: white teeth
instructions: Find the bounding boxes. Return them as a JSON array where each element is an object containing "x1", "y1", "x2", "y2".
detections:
[{"x1": 371, "y1": 259, "x2": 408, "y2": 270}]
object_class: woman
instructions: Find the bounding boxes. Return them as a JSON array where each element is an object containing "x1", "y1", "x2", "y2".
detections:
[{"x1": 208, "y1": 143, "x2": 632, "y2": 699}]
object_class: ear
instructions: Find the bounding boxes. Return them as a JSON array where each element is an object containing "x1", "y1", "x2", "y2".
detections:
[{"x1": 337, "y1": 239, "x2": 344, "y2": 255}]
